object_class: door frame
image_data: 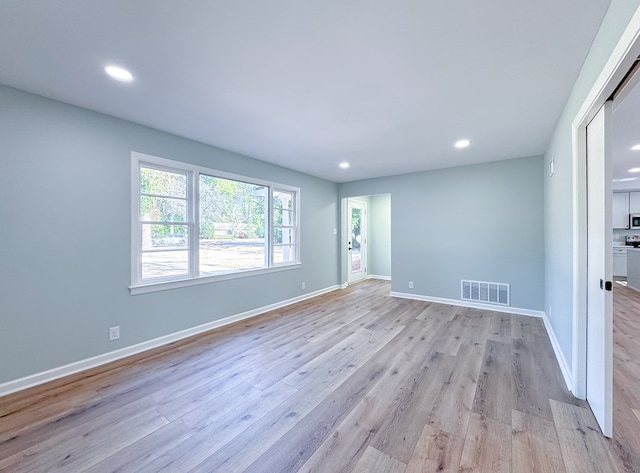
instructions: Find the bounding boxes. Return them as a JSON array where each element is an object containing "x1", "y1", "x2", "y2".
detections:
[{"x1": 571, "y1": 6, "x2": 640, "y2": 408}]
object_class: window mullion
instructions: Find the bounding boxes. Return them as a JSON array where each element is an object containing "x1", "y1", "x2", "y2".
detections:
[
  {"x1": 191, "y1": 171, "x2": 199, "y2": 278},
  {"x1": 295, "y1": 189, "x2": 300, "y2": 263},
  {"x1": 133, "y1": 162, "x2": 143, "y2": 285},
  {"x1": 266, "y1": 186, "x2": 273, "y2": 267}
]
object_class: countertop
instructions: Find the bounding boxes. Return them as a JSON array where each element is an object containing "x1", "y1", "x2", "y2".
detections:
[{"x1": 627, "y1": 249, "x2": 640, "y2": 292}]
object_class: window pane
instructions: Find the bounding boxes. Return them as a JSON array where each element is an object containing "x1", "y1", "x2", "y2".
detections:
[
  {"x1": 142, "y1": 224, "x2": 188, "y2": 250},
  {"x1": 273, "y1": 190, "x2": 296, "y2": 265},
  {"x1": 274, "y1": 227, "x2": 295, "y2": 245},
  {"x1": 199, "y1": 174, "x2": 267, "y2": 274},
  {"x1": 142, "y1": 250, "x2": 189, "y2": 280},
  {"x1": 273, "y1": 190, "x2": 294, "y2": 225},
  {"x1": 273, "y1": 245, "x2": 296, "y2": 264},
  {"x1": 199, "y1": 240, "x2": 265, "y2": 275},
  {"x1": 141, "y1": 167, "x2": 187, "y2": 198},
  {"x1": 140, "y1": 196, "x2": 187, "y2": 222}
]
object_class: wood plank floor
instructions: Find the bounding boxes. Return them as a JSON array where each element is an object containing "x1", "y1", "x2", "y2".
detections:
[
  {"x1": 612, "y1": 281, "x2": 640, "y2": 473},
  {"x1": 0, "y1": 279, "x2": 636, "y2": 472}
]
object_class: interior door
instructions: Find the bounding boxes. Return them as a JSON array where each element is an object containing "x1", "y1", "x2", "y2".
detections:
[
  {"x1": 586, "y1": 101, "x2": 613, "y2": 437},
  {"x1": 347, "y1": 200, "x2": 367, "y2": 284}
]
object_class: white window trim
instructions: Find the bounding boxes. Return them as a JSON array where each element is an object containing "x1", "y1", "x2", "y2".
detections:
[
  {"x1": 271, "y1": 187, "x2": 300, "y2": 267},
  {"x1": 130, "y1": 151, "x2": 301, "y2": 294}
]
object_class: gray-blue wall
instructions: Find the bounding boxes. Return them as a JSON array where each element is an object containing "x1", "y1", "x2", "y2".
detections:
[
  {"x1": 0, "y1": 85, "x2": 340, "y2": 384},
  {"x1": 340, "y1": 156, "x2": 544, "y2": 311},
  {"x1": 369, "y1": 194, "x2": 391, "y2": 278},
  {"x1": 544, "y1": 0, "x2": 640, "y2": 372}
]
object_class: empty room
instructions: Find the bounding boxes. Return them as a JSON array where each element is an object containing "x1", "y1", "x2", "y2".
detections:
[{"x1": 1, "y1": 1, "x2": 639, "y2": 472}]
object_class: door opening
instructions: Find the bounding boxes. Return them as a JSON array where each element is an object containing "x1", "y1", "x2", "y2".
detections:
[
  {"x1": 347, "y1": 199, "x2": 367, "y2": 284},
  {"x1": 574, "y1": 15, "x2": 640, "y2": 439}
]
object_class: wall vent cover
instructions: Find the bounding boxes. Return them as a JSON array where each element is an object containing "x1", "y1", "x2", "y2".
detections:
[{"x1": 461, "y1": 280, "x2": 510, "y2": 306}]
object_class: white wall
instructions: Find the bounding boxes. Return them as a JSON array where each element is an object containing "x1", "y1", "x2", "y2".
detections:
[{"x1": 0, "y1": 85, "x2": 340, "y2": 385}]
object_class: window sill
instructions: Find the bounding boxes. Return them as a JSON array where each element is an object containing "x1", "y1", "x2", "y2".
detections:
[{"x1": 129, "y1": 263, "x2": 301, "y2": 295}]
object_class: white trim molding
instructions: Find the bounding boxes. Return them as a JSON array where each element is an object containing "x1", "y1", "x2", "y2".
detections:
[
  {"x1": 0, "y1": 284, "x2": 341, "y2": 398},
  {"x1": 367, "y1": 275, "x2": 391, "y2": 281},
  {"x1": 542, "y1": 313, "x2": 573, "y2": 392},
  {"x1": 390, "y1": 292, "x2": 545, "y2": 318},
  {"x1": 130, "y1": 263, "x2": 302, "y2": 295}
]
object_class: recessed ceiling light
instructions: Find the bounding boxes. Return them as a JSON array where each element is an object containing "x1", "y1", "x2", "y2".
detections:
[
  {"x1": 631, "y1": 144, "x2": 640, "y2": 151},
  {"x1": 630, "y1": 168, "x2": 640, "y2": 173},
  {"x1": 104, "y1": 65, "x2": 134, "y2": 83},
  {"x1": 339, "y1": 162, "x2": 350, "y2": 169},
  {"x1": 454, "y1": 139, "x2": 471, "y2": 149}
]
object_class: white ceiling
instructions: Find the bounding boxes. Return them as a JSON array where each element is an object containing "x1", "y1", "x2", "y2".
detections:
[{"x1": 0, "y1": 1, "x2": 611, "y2": 183}]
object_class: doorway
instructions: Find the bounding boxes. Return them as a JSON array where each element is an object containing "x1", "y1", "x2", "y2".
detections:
[
  {"x1": 608, "y1": 61, "x2": 640, "y2": 465},
  {"x1": 347, "y1": 199, "x2": 367, "y2": 284},
  {"x1": 574, "y1": 8, "x2": 640, "y2": 440}
]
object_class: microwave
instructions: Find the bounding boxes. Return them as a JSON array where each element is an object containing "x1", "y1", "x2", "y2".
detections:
[{"x1": 631, "y1": 214, "x2": 640, "y2": 229}]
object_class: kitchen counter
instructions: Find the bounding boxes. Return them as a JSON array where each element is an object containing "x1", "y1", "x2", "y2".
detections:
[
  {"x1": 614, "y1": 246, "x2": 629, "y2": 277},
  {"x1": 627, "y1": 248, "x2": 640, "y2": 292}
]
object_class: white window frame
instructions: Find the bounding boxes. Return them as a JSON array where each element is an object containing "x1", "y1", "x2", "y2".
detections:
[
  {"x1": 130, "y1": 151, "x2": 300, "y2": 294},
  {"x1": 272, "y1": 188, "x2": 298, "y2": 266}
]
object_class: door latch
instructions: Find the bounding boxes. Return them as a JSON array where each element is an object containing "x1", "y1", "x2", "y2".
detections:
[{"x1": 600, "y1": 279, "x2": 612, "y2": 291}]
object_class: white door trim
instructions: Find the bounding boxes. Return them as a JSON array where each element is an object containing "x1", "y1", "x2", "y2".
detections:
[{"x1": 571, "y1": 6, "x2": 640, "y2": 400}]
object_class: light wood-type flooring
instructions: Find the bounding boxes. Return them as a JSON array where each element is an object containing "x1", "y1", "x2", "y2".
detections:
[
  {"x1": 612, "y1": 281, "x2": 640, "y2": 473},
  {"x1": 0, "y1": 279, "x2": 637, "y2": 472}
]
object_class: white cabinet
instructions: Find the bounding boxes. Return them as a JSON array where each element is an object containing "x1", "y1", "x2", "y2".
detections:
[
  {"x1": 613, "y1": 247, "x2": 628, "y2": 277},
  {"x1": 613, "y1": 192, "x2": 630, "y2": 229},
  {"x1": 630, "y1": 191, "x2": 640, "y2": 214}
]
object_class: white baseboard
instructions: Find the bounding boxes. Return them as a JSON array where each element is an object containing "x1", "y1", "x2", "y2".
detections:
[
  {"x1": 367, "y1": 275, "x2": 391, "y2": 281},
  {"x1": 390, "y1": 292, "x2": 545, "y2": 318},
  {"x1": 626, "y1": 283, "x2": 640, "y2": 293},
  {"x1": 541, "y1": 313, "x2": 573, "y2": 392},
  {"x1": 0, "y1": 284, "x2": 342, "y2": 398}
]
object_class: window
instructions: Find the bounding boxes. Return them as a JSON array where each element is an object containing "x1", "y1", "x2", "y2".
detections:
[
  {"x1": 198, "y1": 174, "x2": 267, "y2": 275},
  {"x1": 273, "y1": 189, "x2": 296, "y2": 264},
  {"x1": 131, "y1": 152, "x2": 300, "y2": 292},
  {"x1": 139, "y1": 166, "x2": 191, "y2": 281}
]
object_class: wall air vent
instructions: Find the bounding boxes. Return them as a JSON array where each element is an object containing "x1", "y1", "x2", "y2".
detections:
[{"x1": 461, "y1": 280, "x2": 510, "y2": 306}]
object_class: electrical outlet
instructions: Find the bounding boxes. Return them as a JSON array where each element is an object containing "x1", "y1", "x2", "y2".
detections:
[
  {"x1": 302, "y1": 282, "x2": 306, "y2": 289},
  {"x1": 109, "y1": 326, "x2": 120, "y2": 341},
  {"x1": 409, "y1": 281, "x2": 414, "y2": 289}
]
